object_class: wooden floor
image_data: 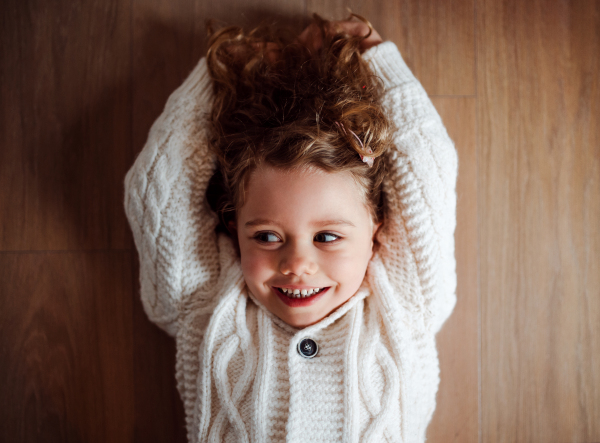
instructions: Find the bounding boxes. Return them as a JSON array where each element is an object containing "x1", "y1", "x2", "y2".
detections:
[{"x1": 1, "y1": 0, "x2": 598, "y2": 442}]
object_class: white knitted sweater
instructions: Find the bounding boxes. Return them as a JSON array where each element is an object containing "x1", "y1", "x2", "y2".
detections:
[{"x1": 124, "y1": 41, "x2": 458, "y2": 443}]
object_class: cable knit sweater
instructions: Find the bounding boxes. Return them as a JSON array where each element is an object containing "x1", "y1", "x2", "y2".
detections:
[{"x1": 124, "y1": 41, "x2": 458, "y2": 443}]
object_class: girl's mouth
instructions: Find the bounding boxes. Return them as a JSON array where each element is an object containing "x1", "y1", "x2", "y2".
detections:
[
  {"x1": 272, "y1": 286, "x2": 330, "y2": 307},
  {"x1": 276, "y1": 287, "x2": 326, "y2": 298}
]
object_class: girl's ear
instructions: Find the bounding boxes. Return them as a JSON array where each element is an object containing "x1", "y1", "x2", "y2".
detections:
[
  {"x1": 370, "y1": 221, "x2": 383, "y2": 258},
  {"x1": 227, "y1": 220, "x2": 241, "y2": 255},
  {"x1": 372, "y1": 221, "x2": 382, "y2": 238},
  {"x1": 227, "y1": 220, "x2": 237, "y2": 235}
]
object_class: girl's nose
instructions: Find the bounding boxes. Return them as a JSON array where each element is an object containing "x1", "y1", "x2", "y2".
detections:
[{"x1": 279, "y1": 244, "x2": 318, "y2": 276}]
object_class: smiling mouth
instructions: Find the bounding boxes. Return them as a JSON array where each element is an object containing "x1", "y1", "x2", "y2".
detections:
[{"x1": 274, "y1": 287, "x2": 328, "y2": 299}]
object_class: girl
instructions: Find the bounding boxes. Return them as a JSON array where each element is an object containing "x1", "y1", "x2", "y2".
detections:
[{"x1": 124, "y1": 13, "x2": 458, "y2": 443}]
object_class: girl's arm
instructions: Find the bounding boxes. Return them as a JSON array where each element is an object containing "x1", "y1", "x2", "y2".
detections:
[
  {"x1": 363, "y1": 42, "x2": 459, "y2": 334},
  {"x1": 124, "y1": 57, "x2": 226, "y2": 337}
]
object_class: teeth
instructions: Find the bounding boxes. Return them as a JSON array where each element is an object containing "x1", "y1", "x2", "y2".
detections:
[{"x1": 278, "y1": 287, "x2": 325, "y2": 299}]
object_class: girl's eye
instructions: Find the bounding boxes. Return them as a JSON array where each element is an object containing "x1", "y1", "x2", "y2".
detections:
[
  {"x1": 254, "y1": 232, "x2": 281, "y2": 243},
  {"x1": 314, "y1": 233, "x2": 340, "y2": 243}
]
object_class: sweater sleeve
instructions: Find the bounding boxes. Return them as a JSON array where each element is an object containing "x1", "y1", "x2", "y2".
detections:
[
  {"x1": 123, "y1": 57, "x2": 224, "y2": 337},
  {"x1": 362, "y1": 42, "x2": 459, "y2": 334}
]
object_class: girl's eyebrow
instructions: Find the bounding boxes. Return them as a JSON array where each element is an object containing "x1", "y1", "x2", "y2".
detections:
[
  {"x1": 313, "y1": 219, "x2": 356, "y2": 228},
  {"x1": 244, "y1": 219, "x2": 356, "y2": 228}
]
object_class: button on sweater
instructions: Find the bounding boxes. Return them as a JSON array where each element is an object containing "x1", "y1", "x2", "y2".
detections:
[{"x1": 124, "y1": 41, "x2": 459, "y2": 443}]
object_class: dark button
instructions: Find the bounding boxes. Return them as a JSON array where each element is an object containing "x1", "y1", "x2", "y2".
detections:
[{"x1": 297, "y1": 338, "x2": 318, "y2": 359}]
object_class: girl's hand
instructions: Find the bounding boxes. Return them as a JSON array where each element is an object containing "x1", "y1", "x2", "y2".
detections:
[
  {"x1": 224, "y1": 16, "x2": 382, "y2": 65},
  {"x1": 251, "y1": 41, "x2": 281, "y2": 64},
  {"x1": 223, "y1": 41, "x2": 281, "y2": 65},
  {"x1": 296, "y1": 17, "x2": 383, "y2": 54}
]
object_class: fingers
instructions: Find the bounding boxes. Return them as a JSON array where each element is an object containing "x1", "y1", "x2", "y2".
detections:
[
  {"x1": 251, "y1": 41, "x2": 281, "y2": 63},
  {"x1": 296, "y1": 23, "x2": 324, "y2": 53},
  {"x1": 296, "y1": 19, "x2": 383, "y2": 53},
  {"x1": 332, "y1": 20, "x2": 383, "y2": 50},
  {"x1": 223, "y1": 41, "x2": 282, "y2": 65}
]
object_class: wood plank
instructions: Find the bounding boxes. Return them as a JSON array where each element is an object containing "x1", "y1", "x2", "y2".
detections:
[
  {"x1": 0, "y1": 0, "x2": 132, "y2": 251},
  {"x1": 307, "y1": 0, "x2": 475, "y2": 96},
  {"x1": 477, "y1": 1, "x2": 600, "y2": 441},
  {"x1": 0, "y1": 252, "x2": 134, "y2": 442},
  {"x1": 427, "y1": 97, "x2": 479, "y2": 443}
]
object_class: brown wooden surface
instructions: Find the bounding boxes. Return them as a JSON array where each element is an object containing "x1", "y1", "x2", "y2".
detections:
[
  {"x1": 1, "y1": 0, "x2": 599, "y2": 441},
  {"x1": 477, "y1": 1, "x2": 600, "y2": 442},
  {"x1": 0, "y1": 253, "x2": 135, "y2": 442},
  {"x1": 0, "y1": 0, "x2": 133, "y2": 251}
]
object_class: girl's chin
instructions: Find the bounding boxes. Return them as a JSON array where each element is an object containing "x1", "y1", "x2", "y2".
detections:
[{"x1": 277, "y1": 311, "x2": 327, "y2": 329}]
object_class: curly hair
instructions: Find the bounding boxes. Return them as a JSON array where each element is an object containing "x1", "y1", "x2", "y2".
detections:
[{"x1": 205, "y1": 13, "x2": 394, "y2": 232}]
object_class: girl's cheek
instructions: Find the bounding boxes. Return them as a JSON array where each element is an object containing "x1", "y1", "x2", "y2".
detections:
[
  {"x1": 322, "y1": 251, "x2": 366, "y2": 277},
  {"x1": 241, "y1": 246, "x2": 275, "y2": 278},
  {"x1": 323, "y1": 242, "x2": 373, "y2": 282}
]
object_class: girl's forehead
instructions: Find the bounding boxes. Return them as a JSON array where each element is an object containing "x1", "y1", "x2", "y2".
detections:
[
  {"x1": 240, "y1": 165, "x2": 371, "y2": 223},
  {"x1": 247, "y1": 164, "x2": 360, "y2": 198}
]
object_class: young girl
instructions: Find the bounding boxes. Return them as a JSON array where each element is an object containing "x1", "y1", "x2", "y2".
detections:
[{"x1": 124, "y1": 13, "x2": 458, "y2": 443}]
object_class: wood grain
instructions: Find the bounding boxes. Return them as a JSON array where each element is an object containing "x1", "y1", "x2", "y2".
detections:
[
  {"x1": 427, "y1": 97, "x2": 479, "y2": 443},
  {"x1": 477, "y1": 1, "x2": 600, "y2": 441},
  {"x1": 307, "y1": 0, "x2": 475, "y2": 96},
  {"x1": 0, "y1": 252, "x2": 134, "y2": 443},
  {"x1": 0, "y1": 0, "x2": 133, "y2": 251}
]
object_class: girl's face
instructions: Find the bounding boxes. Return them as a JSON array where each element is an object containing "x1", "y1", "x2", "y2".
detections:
[{"x1": 236, "y1": 165, "x2": 379, "y2": 328}]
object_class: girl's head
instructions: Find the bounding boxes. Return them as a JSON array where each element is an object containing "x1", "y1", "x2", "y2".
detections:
[{"x1": 206, "y1": 14, "x2": 393, "y2": 328}]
